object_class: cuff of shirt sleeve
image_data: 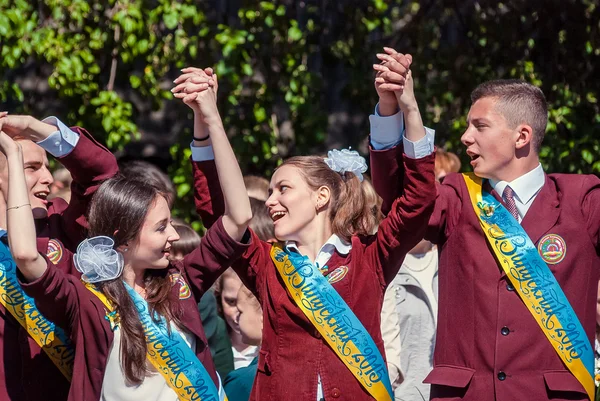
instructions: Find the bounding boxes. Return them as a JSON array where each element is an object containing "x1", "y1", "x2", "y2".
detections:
[
  {"x1": 190, "y1": 142, "x2": 215, "y2": 161},
  {"x1": 402, "y1": 126, "x2": 435, "y2": 159},
  {"x1": 369, "y1": 104, "x2": 405, "y2": 150},
  {"x1": 38, "y1": 116, "x2": 80, "y2": 157}
]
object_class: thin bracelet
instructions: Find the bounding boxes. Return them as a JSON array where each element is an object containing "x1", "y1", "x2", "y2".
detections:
[
  {"x1": 193, "y1": 135, "x2": 210, "y2": 141},
  {"x1": 7, "y1": 203, "x2": 31, "y2": 211}
]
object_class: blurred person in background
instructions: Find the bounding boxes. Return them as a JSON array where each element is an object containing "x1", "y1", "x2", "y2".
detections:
[
  {"x1": 118, "y1": 159, "x2": 176, "y2": 208},
  {"x1": 49, "y1": 167, "x2": 73, "y2": 202},
  {"x1": 224, "y1": 285, "x2": 263, "y2": 401}
]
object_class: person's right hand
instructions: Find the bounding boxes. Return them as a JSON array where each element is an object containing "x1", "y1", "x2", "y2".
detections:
[{"x1": 0, "y1": 130, "x2": 22, "y2": 157}]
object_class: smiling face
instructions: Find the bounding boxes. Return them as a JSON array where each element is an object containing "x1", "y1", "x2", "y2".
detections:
[
  {"x1": 461, "y1": 97, "x2": 521, "y2": 181},
  {"x1": 0, "y1": 140, "x2": 53, "y2": 219},
  {"x1": 126, "y1": 196, "x2": 180, "y2": 271},
  {"x1": 265, "y1": 165, "x2": 321, "y2": 242}
]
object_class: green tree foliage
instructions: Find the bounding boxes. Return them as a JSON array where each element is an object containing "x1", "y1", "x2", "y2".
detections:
[{"x1": 1, "y1": 0, "x2": 598, "y2": 225}]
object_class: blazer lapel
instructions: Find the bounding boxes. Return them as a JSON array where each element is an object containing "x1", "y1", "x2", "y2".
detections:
[{"x1": 520, "y1": 175, "x2": 560, "y2": 246}]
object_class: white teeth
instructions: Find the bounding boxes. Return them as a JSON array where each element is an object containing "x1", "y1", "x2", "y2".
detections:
[{"x1": 271, "y1": 211, "x2": 286, "y2": 220}]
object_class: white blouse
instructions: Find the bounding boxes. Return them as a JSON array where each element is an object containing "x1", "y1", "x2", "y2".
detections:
[{"x1": 100, "y1": 324, "x2": 196, "y2": 401}]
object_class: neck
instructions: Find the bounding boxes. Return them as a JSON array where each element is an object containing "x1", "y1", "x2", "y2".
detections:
[
  {"x1": 490, "y1": 155, "x2": 539, "y2": 183},
  {"x1": 294, "y1": 226, "x2": 333, "y2": 263},
  {"x1": 121, "y1": 265, "x2": 146, "y2": 295},
  {"x1": 231, "y1": 330, "x2": 250, "y2": 351}
]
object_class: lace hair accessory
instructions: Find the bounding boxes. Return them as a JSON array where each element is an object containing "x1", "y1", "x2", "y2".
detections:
[
  {"x1": 74, "y1": 236, "x2": 124, "y2": 283},
  {"x1": 324, "y1": 148, "x2": 368, "y2": 182}
]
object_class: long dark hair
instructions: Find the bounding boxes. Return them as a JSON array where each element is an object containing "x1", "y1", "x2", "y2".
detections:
[{"x1": 87, "y1": 176, "x2": 183, "y2": 385}]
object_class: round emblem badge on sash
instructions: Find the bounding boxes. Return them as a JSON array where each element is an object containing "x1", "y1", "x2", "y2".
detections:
[
  {"x1": 537, "y1": 234, "x2": 566, "y2": 264},
  {"x1": 46, "y1": 239, "x2": 64, "y2": 264}
]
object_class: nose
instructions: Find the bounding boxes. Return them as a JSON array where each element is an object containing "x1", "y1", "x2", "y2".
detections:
[
  {"x1": 461, "y1": 125, "x2": 475, "y2": 147},
  {"x1": 167, "y1": 223, "x2": 180, "y2": 242},
  {"x1": 40, "y1": 165, "x2": 53, "y2": 186},
  {"x1": 265, "y1": 192, "x2": 277, "y2": 208}
]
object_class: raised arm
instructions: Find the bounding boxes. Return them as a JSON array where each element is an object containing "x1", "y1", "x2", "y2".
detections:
[
  {"x1": 0, "y1": 131, "x2": 47, "y2": 281},
  {"x1": 365, "y1": 54, "x2": 437, "y2": 284},
  {"x1": 0, "y1": 113, "x2": 118, "y2": 249},
  {"x1": 173, "y1": 68, "x2": 252, "y2": 241}
]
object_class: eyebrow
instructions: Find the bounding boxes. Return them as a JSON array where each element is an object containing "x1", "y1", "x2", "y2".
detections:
[
  {"x1": 468, "y1": 117, "x2": 491, "y2": 125},
  {"x1": 154, "y1": 218, "x2": 169, "y2": 228},
  {"x1": 24, "y1": 161, "x2": 43, "y2": 168}
]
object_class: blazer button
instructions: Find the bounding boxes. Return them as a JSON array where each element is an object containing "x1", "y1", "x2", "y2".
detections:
[
  {"x1": 315, "y1": 330, "x2": 321, "y2": 339},
  {"x1": 506, "y1": 283, "x2": 515, "y2": 291},
  {"x1": 497, "y1": 371, "x2": 507, "y2": 381},
  {"x1": 331, "y1": 388, "x2": 341, "y2": 398},
  {"x1": 500, "y1": 326, "x2": 510, "y2": 336}
]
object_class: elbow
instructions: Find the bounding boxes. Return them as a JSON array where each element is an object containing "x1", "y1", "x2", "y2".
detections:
[
  {"x1": 12, "y1": 250, "x2": 42, "y2": 268},
  {"x1": 238, "y1": 210, "x2": 253, "y2": 228}
]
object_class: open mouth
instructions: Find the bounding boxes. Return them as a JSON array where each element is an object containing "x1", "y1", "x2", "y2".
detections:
[
  {"x1": 33, "y1": 191, "x2": 49, "y2": 204},
  {"x1": 270, "y1": 211, "x2": 286, "y2": 222}
]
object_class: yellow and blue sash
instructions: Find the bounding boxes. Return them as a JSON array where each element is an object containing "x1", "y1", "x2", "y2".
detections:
[
  {"x1": 85, "y1": 281, "x2": 227, "y2": 401},
  {"x1": 0, "y1": 232, "x2": 74, "y2": 380},
  {"x1": 463, "y1": 173, "x2": 595, "y2": 400},
  {"x1": 271, "y1": 243, "x2": 393, "y2": 401}
]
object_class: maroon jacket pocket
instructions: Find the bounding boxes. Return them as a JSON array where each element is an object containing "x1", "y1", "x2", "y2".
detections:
[
  {"x1": 543, "y1": 370, "x2": 587, "y2": 394},
  {"x1": 423, "y1": 365, "x2": 475, "y2": 388}
]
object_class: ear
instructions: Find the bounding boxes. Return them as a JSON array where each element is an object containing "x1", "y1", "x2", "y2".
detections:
[
  {"x1": 315, "y1": 186, "x2": 331, "y2": 212},
  {"x1": 515, "y1": 123, "x2": 534, "y2": 150}
]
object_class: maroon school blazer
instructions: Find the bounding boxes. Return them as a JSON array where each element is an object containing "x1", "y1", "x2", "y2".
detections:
[
  {"x1": 0, "y1": 128, "x2": 118, "y2": 401},
  {"x1": 371, "y1": 145, "x2": 600, "y2": 401},
  {"x1": 192, "y1": 154, "x2": 436, "y2": 401},
  {"x1": 20, "y1": 217, "x2": 249, "y2": 401}
]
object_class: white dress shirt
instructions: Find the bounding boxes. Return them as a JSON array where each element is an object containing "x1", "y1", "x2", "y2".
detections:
[{"x1": 489, "y1": 163, "x2": 545, "y2": 222}]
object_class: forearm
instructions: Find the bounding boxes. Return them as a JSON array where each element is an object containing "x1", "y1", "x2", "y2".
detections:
[
  {"x1": 203, "y1": 113, "x2": 251, "y2": 239},
  {"x1": 6, "y1": 153, "x2": 47, "y2": 281},
  {"x1": 402, "y1": 104, "x2": 426, "y2": 143},
  {"x1": 21, "y1": 116, "x2": 58, "y2": 142}
]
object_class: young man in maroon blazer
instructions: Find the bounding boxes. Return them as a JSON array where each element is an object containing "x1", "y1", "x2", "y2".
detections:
[
  {"x1": 369, "y1": 49, "x2": 600, "y2": 401},
  {"x1": 0, "y1": 113, "x2": 118, "y2": 401}
]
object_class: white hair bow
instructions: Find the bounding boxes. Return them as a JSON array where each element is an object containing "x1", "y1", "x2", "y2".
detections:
[
  {"x1": 74, "y1": 236, "x2": 124, "y2": 283},
  {"x1": 324, "y1": 148, "x2": 368, "y2": 182}
]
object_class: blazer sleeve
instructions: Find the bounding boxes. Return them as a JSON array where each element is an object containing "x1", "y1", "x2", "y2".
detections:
[
  {"x1": 182, "y1": 216, "x2": 250, "y2": 302},
  {"x1": 230, "y1": 229, "x2": 271, "y2": 303},
  {"x1": 192, "y1": 159, "x2": 225, "y2": 229},
  {"x1": 364, "y1": 152, "x2": 436, "y2": 285},
  {"x1": 54, "y1": 127, "x2": 119, "y2": 248},
  {"x1": 370, "y1": 144, "x2": 404, "y2": 216},
  {"x1": 20, "y1": 256, "x2": 83, "y2": 333},
  {"x1": 424, "y1": 173, "x2": 464, "y2": 246}
]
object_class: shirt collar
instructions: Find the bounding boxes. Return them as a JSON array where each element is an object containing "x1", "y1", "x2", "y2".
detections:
[
  {"x1": 285, "y1": 234, "x2": 352, "y2": 261},
  {"x1": 490, "y1": 163, "x2": 545, "y2": 204}
]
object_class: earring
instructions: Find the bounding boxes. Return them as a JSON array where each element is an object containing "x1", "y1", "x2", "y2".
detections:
[{"x1": 123, "y1": 248, "x2": 128, "y2": 252}]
